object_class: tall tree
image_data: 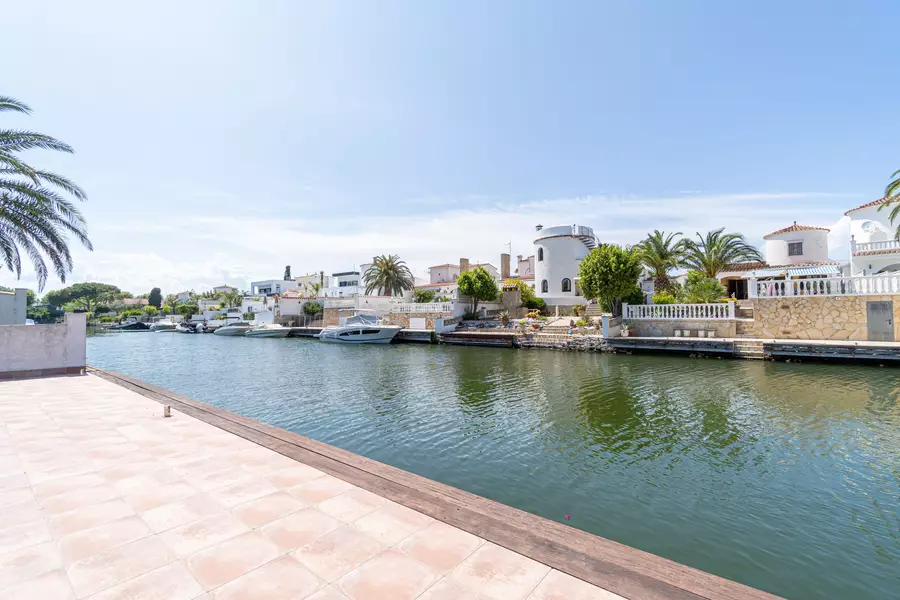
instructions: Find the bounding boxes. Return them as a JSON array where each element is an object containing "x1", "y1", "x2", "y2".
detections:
[
  {"x1": 148, "y1": 287, "x2": 162, "y2": 308},
  {"x1": 363, "y1": 254, "x2": 415, "y2": 296},
  {"x1": 578, "y1": 244, "x2": 643, "y2": 316},
  {"x1": 43, "y1": 282, "x2": 120, "y2": 313},
  {"x1": 0, "y1": 96, "x2": 92, "y2": 290},
  {"x1": 639, "y1": 230, "x2": 685, "y2": 292},
  {"x1": 681, "y1": 228, "x2": 762, "y2": 278},
  {"x1": 456, "y1": 266, "x2": 499, "y2": 313}
]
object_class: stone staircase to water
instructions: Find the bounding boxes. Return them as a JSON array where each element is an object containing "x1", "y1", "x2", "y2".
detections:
[
  {"x1": 734, "y1": 302, "x2": 758, "y2": 338},
  {"x1": 732, "y1": 340, "x2": 765, "y2": 359},
  {"x1": 585, "y1": 305, "x2": 604, "y2": 317}
]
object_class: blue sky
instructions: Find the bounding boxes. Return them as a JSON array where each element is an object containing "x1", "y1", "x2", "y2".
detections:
[{"x1": 2, "y1": 1, "x2": 898, "y2": 293}]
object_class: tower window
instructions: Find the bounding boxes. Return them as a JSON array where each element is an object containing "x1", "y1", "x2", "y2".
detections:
[
  {"x1": 561, "y1": 278, "x2": 571, "y2": 292},
  {"x1": 538, "y1": 248, "x2": 544, "y2": 261},
  {"x1": 541, "y1": 279, "x2": 548, "y2": 293}
]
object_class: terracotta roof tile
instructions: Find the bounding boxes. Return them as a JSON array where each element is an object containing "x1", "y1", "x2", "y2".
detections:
[
  {"x1": 762, "y1": 222, "x2": 829, "y2": 238},
  {"x1": 844, "y1": 196, "x2": 895, "y2": 216}
]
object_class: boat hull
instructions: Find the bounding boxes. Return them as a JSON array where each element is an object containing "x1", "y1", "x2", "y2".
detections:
[
  {"x1": 245, "y1": 329, "x2": 291, "y2": 338},
  {"x1": 213, "y1": 326, "x2": 251, "y2": 336},
  {"x1": 316, "y1": 325, "x2": 401, "y2": 344}
]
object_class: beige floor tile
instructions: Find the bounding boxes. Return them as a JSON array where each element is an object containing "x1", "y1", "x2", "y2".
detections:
[
  {"x1": 350, "y1": 501, "x2": 433, "y2": 545},
  {"x1": 140, "y1": 494, "x2": 225, "y2": 533},
  {"x1": 0, "y1": 519, "x2": 52, "y2": 555},
  {"x1": 317, "y1": 488, "x2": 386, "y2": 523},
  {"x1": 292, "y1": 526, "x2": 386, "y2": 582},
  {"x1": 260, "y1": 507, "x2": 344, "y2": 553},
  {"x1": 32, "y1": 473, "x2": 106, "y2": 501},
  {"x1": 397, "y1": 521, "x2": 484, "y2": 574},
  {"x1": 186, "y1": 531, "x2": 281, "y2": 590},
  {"x1": 2, "y1": 569, "x2": 75, "y2": 600},
  {"x1": 126, "y1": 480, "x2": 199, "y2": 512},
  {"x1": 0, "y1": 472, "x2": 29, "y2": 491},
  {"x1": 447, "y1": 543, "x2": 551, "y2": 600},
  {"x1": 211, "y1": 555, "x2": 324, "y2": 600},
  {"x1": 305, "y1": 584, "x2": 350, "y2": 599},
  {"x1": 0, "y1": 540, "x2": 62, "y2": 588},
  {"x1": 159, "y1": 511, "x2": 249, "y2": 558},
  {"x1": 286, "y1": 475, "x2": 354, "y2": 504},
  {"x1": 110, "y1": 467, "x2": 184, "y2": 496},
  {"x1": 265, "y1": 464, "x2": 326, "y2": 489},
  {"x1": 58, "y1": 515, "x2": 152, "y2": 565},
  {"x1": 98, "y1": 459, "x2": 164, "y2": 483},
  {"x1": 231, "y1": 491, "x2": 306, "y2": 528},
  {"x1": 338, "y1": 548, "x2": 440, "y2": 600},
  {"x1": 417, "y1": 578, "x2": 483, "y2": 600},
  {"x1": 40, "y1": 484, "x2": 121, "y2": 516},
  {"x1": 85, "y1": 561, "x2": 204, "y2": 600},
  {"x1": 0, "y1": 486, "x2": 33, "y2": 508},
  {"x1": 208, "y1": 478, "x2": 278, "y2": 508},
  {"x1": 0, "y1": 499, "x2": 41, "y2": 530},
  {"x1": 66, "y1": 536, "x2": 174, "y2": 598},
  {"x1": 48, "y1": 499, "x2": 135, "y2": 538},
  {"x1": 526, "y1": 570, "x2": 624, "y2": 600}
]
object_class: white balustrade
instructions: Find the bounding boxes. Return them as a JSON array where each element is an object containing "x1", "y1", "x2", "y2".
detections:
[
  {"x1": 390, "y1": 302, "x2": 455, "y2": 314},
  {"x1": 854, "y1": 240, "x2": 900, "y2": 253},
  {"x1": 749, "y1": 275, "x2": 900, "y2": 298},
  {"x1": 623, "y1": 302, "x2": 735, "y2": 320}
]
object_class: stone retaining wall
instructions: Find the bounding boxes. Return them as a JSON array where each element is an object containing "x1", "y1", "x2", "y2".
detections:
[
  {"x1": 630, "y1": 319, "x2": 736, "y2": 338},
  {"x1": 746, "y1": 295, "x2": 900, "y2": 340}
]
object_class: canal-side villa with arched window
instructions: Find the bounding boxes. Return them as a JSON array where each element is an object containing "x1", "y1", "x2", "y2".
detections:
[
  {"x1": 533, "y1": 224, "x2": 599, "y2": 306},
  {"x1": 847, "y1": 197, "x2": 900, "y2": 275}
]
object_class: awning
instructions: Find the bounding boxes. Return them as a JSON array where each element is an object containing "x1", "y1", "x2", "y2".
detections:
[{"x1": 745, "y1": 264, "x2": 841, "y2": 278}]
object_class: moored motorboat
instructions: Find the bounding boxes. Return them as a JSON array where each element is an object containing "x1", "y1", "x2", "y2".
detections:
[
  {"x1": 109, "y1": 318, "x2": 150, "y2": 331},
  {"x1": 245, "y1": 324, "x2": 291, "y2": 338},
  {"x1": 315, "y1": 310, "x2": 401, "y2": 344},
  {"x1": 149, "y1": 318, "x2": 177, "y2": 332},
  {"x1": 212, "y1": 323, "x2": 252, "y2": 336},
  {"x1": 175, "y1": 322, "x2": 198, "y2": 333}
]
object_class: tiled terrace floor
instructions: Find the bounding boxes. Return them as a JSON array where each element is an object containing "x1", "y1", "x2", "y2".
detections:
[{"x1": 0, "y1": 374, "x2": 622, "y2": 600}]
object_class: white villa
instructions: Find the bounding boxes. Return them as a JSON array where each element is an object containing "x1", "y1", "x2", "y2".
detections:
[
  {"x1": 212, "y1": 284, "x2": 238, "y2": 295},
  {"x1": 250, "y1": 279, "x2": 294, "y2": 296},
  {"x1": 534, "y1": 224, "x2": 598, "y2": 305},
  {"x1": 847, "y1": 197, "x2": 900, "y2": 275}
]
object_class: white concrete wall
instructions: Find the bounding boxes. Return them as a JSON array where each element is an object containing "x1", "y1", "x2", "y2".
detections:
[
  {"x1": 429, "y1": 265, "x2": 460, "y2": 284},
  {"x1": 517, "y1": 256, "x2": 535, "y2": 278},
  {"x1": 0, "y1": 289, "x2": 27, "y2": 325},
  {"x1": 849, "y1": 205, "x2": 894, "y2": 245},
  {"x1": 534, "y1": 226, "x2": 591, "y2": 305},
  {"x1": 764, "y1": 229, "x2": 829, "y2": 265},
  {"x1": 0, "y1": 313, "x2": 86, "y2": 374}
]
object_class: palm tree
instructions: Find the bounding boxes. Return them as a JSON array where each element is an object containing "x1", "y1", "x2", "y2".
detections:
[
  {"x1": 304, "y1": 281, "x2": 322, "y2": 297},
  {"x1": 217, "y1": 290, "x2": 242, "y2": 308},
  {"x1": 1, "y1": 96, "x2": 92, "y2": 290},
  {"x1": 363, "y1": 254, "x2": 415, "y2": 296},
  {"x1": 878, "y1": 168, "x2": 900, "y2": 238},
  {"x1": 682, "y1": 228, "x2": 763, "y2": 278},
  {"x1": 639, "y1": 230, "x2": 685, "y2": 292}
]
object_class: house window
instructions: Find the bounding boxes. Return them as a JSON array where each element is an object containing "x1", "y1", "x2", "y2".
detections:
[
  {"x1": 541, "y1": 279, "x2": 548, "y2": 293},
  {"x1": 788, "y1": 242, "x2": 803, "y2": 256},
  {"x1": 561, "y1": 278, "x2": 571, "y2": 292},
  {"x1": 538, "y1": 248, "x2": 544, "y2": 261}
]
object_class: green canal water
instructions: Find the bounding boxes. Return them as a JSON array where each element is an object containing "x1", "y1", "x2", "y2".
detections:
[{"x1": 87, "y1": 333, "x2": 900, "y2": 599}]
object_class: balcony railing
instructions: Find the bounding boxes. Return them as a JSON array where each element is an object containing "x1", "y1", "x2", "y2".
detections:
[
  {"x1": 390, "y1": 302, "x2": 455, "y2": 314},
  {"x1": 624, "y1": 302, "x2": 735, "y2": 320},
  {"x1": 749, "y1": 275, "x2": 900, "y2": 298},
  {"x1": 853, "y1": 239, "x2": 900, "y2": 254}
]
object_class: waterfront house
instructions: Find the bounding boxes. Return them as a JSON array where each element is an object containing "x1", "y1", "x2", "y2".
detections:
[
  {"x1": 534, "y1": 223, "x2": 598, "y2": 306},
  {"x1": 212, "y1": 284, "x2": 239, "y2": 295},
  {"x1": 250, "y1": 278, "x2": 293, "y2": 296},
  {"x1": 429, "y1": 263, "x2": 460, "y2": 284},
  {"x1": 122, "y1": 298, "x2": 149, "y2": 308},
  {"x1": 174, "y1": 291, "x2": 193, "y2": 304},
  {"x1": 516, "y1": 254, "x2": 535, "y2": 278},
  {"x1": 717, "y1": 222, "x2": 843, "y2": 298},
  {"x1": 846, "y1": 197, "x2": 900, "y2": 275}
]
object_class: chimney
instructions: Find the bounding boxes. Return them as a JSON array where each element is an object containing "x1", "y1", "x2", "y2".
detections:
[
  {"x1": 500, "y1": 253, "x2": 510, "y2": 280},
  {"x1": 535, "y1": 224, "x2": 543, "y2": 231},
  {"x1": 517, "y1": 254, "x2": 522, "y2": 263},
  {"x1": 459, "y1": 258, "x2": 470, "y2": 273}
]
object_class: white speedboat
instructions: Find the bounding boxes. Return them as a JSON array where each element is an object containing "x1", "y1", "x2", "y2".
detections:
[
  {"x1": 315, "y1": 310, "x2": 401, "y2": 344},
  {"x1": 245, "y1": 324, "x2": 291, "y2": 338},
  {"x1": 149, "y1": 318, "x2": 177, "y2": 332},
  {"x1": 175, "y1": 322, "x2": 197, "y2": 333},
  {"x1": 213, "y1": 323, "x2": 252, "y2": 336}
]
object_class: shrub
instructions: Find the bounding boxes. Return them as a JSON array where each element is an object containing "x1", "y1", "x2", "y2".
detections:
[
  {"x1": 579, "y1": 244, "x2": 643, "y2": 316},
  {"x1": 462, "y1": 311, "x2": 481, "y2": 320},
  {"x1": 525, "y1": 310, "x2": 541, "y2": 319},
  {"x1": 573, "y1": 304, "x2": 587, "y2": 316},
  {"x1": 679, "y1": 271, "x2": 726, "y2": 303},
  {"x1": 303, "y1": 301, "x2": 323, "y2": 316},
  {"x1": 517, "y1": 280, "x2": 545, "y2": 310},
  {"x1": 498, "y1": 310, "x2": 510, "y2": 325},
  {"x1": 575, "y1": 317, "x2": 588, "y2": 327},
  {"x1": 652, "y1": 290, "x2": 677, "y2": 305},
  {"x1": 412, "y1": 289, "x2": 436, "y2": 303}
]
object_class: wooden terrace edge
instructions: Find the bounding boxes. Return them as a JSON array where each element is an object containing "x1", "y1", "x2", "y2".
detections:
[{"x1": 87, "y1": 366, "x2": 780, "y2": 600}]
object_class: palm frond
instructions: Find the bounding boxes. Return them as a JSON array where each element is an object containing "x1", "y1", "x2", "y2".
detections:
[
  {"x1": 0, "y1": 154, "x2": 39, "y2": 183},
  {"x1": 0, "y1": 130, "x2": 74, "y2": 153},
  {"x1": 0, "y1": 97, "x2": 31, "y2": 114}
]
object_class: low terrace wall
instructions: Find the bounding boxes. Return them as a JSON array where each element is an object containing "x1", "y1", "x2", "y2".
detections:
[
  {"x1": 630, "y1": 319, "x2": 737, "y2": 338},
  {"x1": 746, "y1": 295, "x2": 900, "y2": 340},
  {"x1": 0, "y1": 313, "x2": 87, "y2": 378}
]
